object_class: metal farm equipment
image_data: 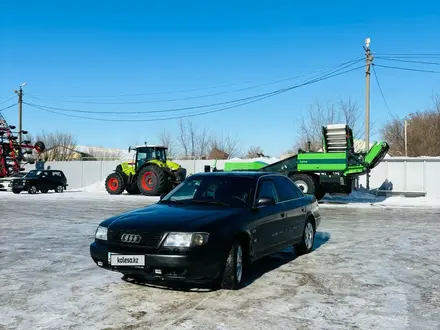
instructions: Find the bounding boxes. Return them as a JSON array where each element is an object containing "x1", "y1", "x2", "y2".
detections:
[{"x1": 0, "y1": 113, "x2": 45, "y2": 189}]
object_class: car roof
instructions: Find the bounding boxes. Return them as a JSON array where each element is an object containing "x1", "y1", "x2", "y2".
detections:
[{"x1": 190, "y1": 171, "x2": 280, "y2": 179}]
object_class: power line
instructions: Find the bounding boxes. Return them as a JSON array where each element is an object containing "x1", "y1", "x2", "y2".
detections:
[
  {"x1": 375, "y1": 57, "x2": 440, "y2": 66},
  {"x1": 25, "y1": 61, "x2": 365, "y2": 115},
  {"x1": 373, "y1": 64, "x2": 440, "y2": 74},
  {"x1": 26, "y1": 57, "x2": 364, "y2": 100},
  {"x1": 27, "y1": 64, "x2": 365, "y2": 122},
  {"x1": 371, "y1": 65, "x2": 394, "y2": 118},
  {"x1": 0, "y1": 103, "x2": 16, "y2": 112},
  {"x1": 373, "y1": 52, "x2": 440, "y2": 57},
  {"x1": 0, "y1": 95, "x2": 16, "y2": 105}
]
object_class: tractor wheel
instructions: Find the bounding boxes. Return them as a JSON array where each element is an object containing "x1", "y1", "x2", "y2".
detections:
[
  {"x1": 290, "y1": 173, "x2": 318, "y2": 197},
  {"x1": 125, "y1": 183, "x2": 140, "y2": 195},
  {"x1": 137, "y1": 166, "x2": 168, "y2": 196},
  {"x1": 105, "y1": 172, "x2": 125, "y2": 195}
]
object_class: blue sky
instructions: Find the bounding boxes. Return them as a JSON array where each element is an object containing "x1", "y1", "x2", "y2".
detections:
[{"x1": 1, "y1": 0, "x2": 439, "y2": 156}]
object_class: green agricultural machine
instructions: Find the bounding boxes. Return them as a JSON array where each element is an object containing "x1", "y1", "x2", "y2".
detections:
[
  {"x1": 105, "y1": 144, "x2": 187, "y2": 196},
  {"x1": 224, "y1": 124, "x2": 389, "y2": 201}
]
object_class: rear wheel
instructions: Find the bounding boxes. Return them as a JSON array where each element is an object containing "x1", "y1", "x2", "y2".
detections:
[
  {"x1": 105, "y1": 172, "x2": 125, "y2": 195},
  {"x1": 290, "y1": 173, "x2": 318, "y2": 197},
  {"x1": 55, "y1": 185, "x2": 64, "y2": 193},
  {"x1": 294, "y1": 217, "x2": 315, "y2": 256},
  {"x1": 137, "y1": 165, "x2": 168, "y2": 196}
]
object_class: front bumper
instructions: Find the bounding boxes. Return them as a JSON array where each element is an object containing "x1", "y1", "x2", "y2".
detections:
[{"x1": 90, "y1": 241, "x2": 223, "y2": 283}]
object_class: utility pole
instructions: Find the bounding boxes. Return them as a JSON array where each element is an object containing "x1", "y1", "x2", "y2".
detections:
[
  {"x1": 363, "y1": 38, "x2": 373, "y2": 189},
  {"x1": 14, "y1": 82, "x2": 27, "y2": 145},
  {"x1": 404, "y1": 113, "x2": 413, "y2": 157}
]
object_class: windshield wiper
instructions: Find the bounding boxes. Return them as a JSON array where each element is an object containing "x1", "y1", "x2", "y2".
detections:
[
  {"x1": 160, "y1": 199, "x2": 188, "y2": 204},
  {"x1": 190, "y1": 200, "x2": 230, "y2": 207}
]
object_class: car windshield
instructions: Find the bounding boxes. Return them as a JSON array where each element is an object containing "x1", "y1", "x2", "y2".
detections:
[
  {"x1": 160, "y1": 175, "x2": 256, "y2": 208},
  {"x1": 25, "y1": 170, "x2": 42, "y2": 177}
]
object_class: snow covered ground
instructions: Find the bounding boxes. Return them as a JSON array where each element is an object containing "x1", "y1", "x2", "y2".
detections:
[{"x1": 1, "y1": 190, "x2": 440, "y2": 329}]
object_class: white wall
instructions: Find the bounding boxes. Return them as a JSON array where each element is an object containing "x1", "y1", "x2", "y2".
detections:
[
  {"x1": 25, "y1": 157, "x2": 440, "y2": 197},
  {"x1": 357, "y1": 157, "x2": 440, "y2": 197}
]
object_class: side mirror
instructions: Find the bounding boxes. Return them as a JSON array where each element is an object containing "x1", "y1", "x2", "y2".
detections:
[
  {"x1": 159, "y1": 193, "x2": 166, "y2": 200},
  {"x1": 256, "y1": 197, "x2": 275, "y2": 207}
]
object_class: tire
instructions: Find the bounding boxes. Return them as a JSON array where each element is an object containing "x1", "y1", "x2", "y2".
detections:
[
  {"x1": 41, "y1": 188, "x2": 49, "y2": 193},
  {"x1": 105, "y1": 172, "x2": 125, "y2": 195},
  {"x1": 315, "y1": 187, "x2": 326, "y2": 201},
  {"x1": 125, "y1": 183, "x2": 140, "y2": 195},
  {"x1": 290, "y1": 173, "x2": 318, "y2": 197},
  {"x1": 28, "y1": 185, "x2": 37, "y2": 194},
  {"x1": 55, "y1": 185, "x2": 64, "y2": 193},
  {"x1": 12, "y1": 188, "x2": 21, "y2": 194},
  {"x1": 294, "y1": 217, "x2": 315, "y2": 256},
  {"x1": 220, "y1": 240, "x2": 244, "y2": 290},
  {"x1": 137, "y1": 165, "x2": 168, "y2": 196}
]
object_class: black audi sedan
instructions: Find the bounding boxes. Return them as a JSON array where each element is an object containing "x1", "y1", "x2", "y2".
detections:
[{"x1": 90, "y1": 171, "x2": 321, "y2": 290}]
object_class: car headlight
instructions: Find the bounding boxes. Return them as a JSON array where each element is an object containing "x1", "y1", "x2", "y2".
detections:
[
  {"x1": 163, "y1": 232, "x2": 209, "y2": 247},
  {"x1": 95, "y1": 226, "x2": 108, "y2": 241}
]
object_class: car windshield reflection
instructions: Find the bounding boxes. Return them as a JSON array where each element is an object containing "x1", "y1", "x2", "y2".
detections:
[{"x1": 160, "y1": 175, "x2": 256, "y2": 208}]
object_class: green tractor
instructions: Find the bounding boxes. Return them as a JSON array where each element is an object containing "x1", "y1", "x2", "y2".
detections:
[{"x1": 105, "y1": 144, "x2": 187, "y2": 196}]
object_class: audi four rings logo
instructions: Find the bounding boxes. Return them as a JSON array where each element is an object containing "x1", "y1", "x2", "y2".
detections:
[{"x1": 121, "y1": 233, "x2": 142, "y2": 243}]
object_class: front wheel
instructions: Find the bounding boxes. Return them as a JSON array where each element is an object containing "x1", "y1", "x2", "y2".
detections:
[
  {"x1": 105, "y1": 172, "x2": 125, "y2": 195},
  {"x1": 294, "y1": 217, "x2": 315, "y2": 256},
  {"x1": 28, "y1": 185, "x2": 37, "y2": 194},
  {"x1": 220, "y1": 240, "x2": 244, "y2": 290}
]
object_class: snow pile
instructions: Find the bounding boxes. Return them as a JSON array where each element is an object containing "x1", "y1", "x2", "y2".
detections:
[
  {"x1": 227, "y1": 157, "x2": 280, "y2": 164},
  {"x1": 321, "y1": 190, "x2": 440, "y2": 209},
  {"x1": 81, "y1": 180, "x2": 107, "y2": 193}
]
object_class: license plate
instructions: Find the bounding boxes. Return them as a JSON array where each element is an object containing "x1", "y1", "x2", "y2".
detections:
[{"x1": 109, "y1": 254, "x2": 145, "y2": 266}]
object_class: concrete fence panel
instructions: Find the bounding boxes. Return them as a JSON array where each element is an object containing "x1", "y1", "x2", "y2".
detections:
[{"x1": 24, "y1": 157, "x2": 440, "y2": 197}]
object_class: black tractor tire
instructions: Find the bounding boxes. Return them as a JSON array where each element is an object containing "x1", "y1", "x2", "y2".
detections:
[
  {"x1": 34, "y1": 141, "x2": 46, "y2": 153},
  {"x1": 125, "y1": 183, "x2": 140, "y2": 195},
  {"x1": 220, "y1": 240, "x2": 245, "y2": 290},
  {"x1": 290, "y1": 173, "x2": 318, "y2": 197},
  {"x1": 294, "y1": 217, "x2": 315, "y2": 256},
  {"x1": 105, "y1": 172, "x2": 125, "y2": 195},
  {"x1": 137, "y1": 165, "x2": 168, "y2": 196}
]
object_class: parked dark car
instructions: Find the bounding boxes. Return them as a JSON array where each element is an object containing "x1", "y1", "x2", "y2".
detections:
[
  {"x1": 90, "y1": 171, "x2": 321, "y2": 290},
  {"x1": 11, "y1": 169, "x2": 68, "y2": 194}
]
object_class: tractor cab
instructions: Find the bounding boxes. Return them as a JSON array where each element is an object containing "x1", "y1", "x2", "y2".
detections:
[{"x1": 131, "y1": 145, "x2": 168, "y2": 170}]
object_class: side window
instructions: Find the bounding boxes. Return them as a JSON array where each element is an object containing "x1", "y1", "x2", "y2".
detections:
[
  {"x1": 256, "y1": 179, "x2": 278, "y2": 202},
  {"x1": 273, "y1": 175, "x2": 304, "y2": 200},
  {"x1": 52, "y1": 171, "x2": 62, "y2": 178}
]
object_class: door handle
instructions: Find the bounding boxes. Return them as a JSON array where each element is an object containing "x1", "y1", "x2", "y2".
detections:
[
  {"x1": 301, "y1": 207, "x2": 306, "y2": 212},
  {"x1": 280, "y1": 213, "x2": 285, "y2": 218}
]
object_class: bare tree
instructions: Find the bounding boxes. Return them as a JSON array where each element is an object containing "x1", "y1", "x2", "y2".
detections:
[
  {"x1": 86, "y1": 146, "x2": 121, "y2": 160},
  {"x1": 209, "y1": 131, "x2": 241, "y2": 158},
  {"x1": 293, "y1": 97, "x2": 372, "y2": 152},
  {"x1": 246, "y1": 146, "x2": 265, "y2": 158},
  {"x1": 26, "y1": 130, "x2": 77, "y2": 161},
  {"x1": 196, "y1": 127, "x2": 210, "y2": 158},
  {"x1": 157, "y1": 129, "x2": 175, "y2": 158},
  {"x1": 380, "y1": 94, "x2": 440, "y2": 156},
  {"x1": 177, "y1": 119, "x2": 190, "y2": 157}
]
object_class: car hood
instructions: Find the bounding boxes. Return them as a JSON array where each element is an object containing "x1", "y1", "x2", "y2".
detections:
[{"x1": 102, "y1": 203, "x2": 245, "y2": 232}]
